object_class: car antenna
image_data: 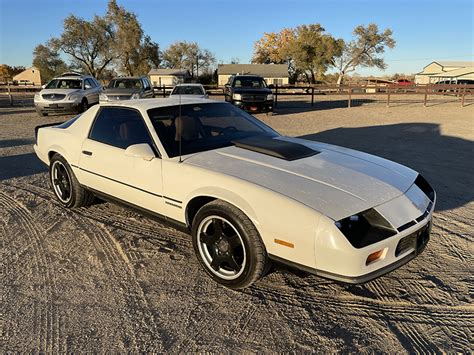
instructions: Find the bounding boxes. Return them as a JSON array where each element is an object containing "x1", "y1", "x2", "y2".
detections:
[{"x1": 178, "y1": 90, "x2": 183, "y2": 163}]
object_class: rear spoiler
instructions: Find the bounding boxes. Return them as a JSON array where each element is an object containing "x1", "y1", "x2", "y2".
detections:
[{"x1": 34, "y1": 122, "x2": 64, "y2": 142}]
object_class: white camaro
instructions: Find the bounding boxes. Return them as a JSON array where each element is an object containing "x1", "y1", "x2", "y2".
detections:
[{"x1": 34, "y1": 98, "x2": 435, "y2": 289}]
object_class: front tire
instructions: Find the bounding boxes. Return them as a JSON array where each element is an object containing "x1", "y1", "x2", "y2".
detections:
[
  {"x1": 49, "y1": 154, "x2": 94, "y2": 208},
  {"x1": 191, "y1": 200, "x2": 267, "y2": 289},
  {"x1": 79, "y1": 98, "x2": 88, "y2": 113}
]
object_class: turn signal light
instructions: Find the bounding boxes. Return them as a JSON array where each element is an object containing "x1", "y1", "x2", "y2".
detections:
[
  {"x1": 366, "y1": 250, "x2": 384, "y2": 265},
  {"x1": 274, "y1": 238, "x2": 294, "y2": 248}
]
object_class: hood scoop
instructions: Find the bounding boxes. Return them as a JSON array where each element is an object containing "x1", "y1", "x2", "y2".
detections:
[{"x1": 231, "y1": 136, "x2": 319, "y2": 161}]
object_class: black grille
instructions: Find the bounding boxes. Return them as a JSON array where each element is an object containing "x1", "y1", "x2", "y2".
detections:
[
  {"x1": 241, "y1": 94, "x2": 266, "y2": 102},
  {"x1": 395, "y1": 222, "x2": 431, "y2": 257},
  {"x1": 42, "y1": 93, "x2": 66, "y2": 101}
]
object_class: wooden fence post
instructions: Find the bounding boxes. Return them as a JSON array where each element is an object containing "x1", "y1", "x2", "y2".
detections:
[
  {"x1": 461, "y1": 87, "x2": 466, "y2": 107},
  {"x1": 7, "y1": 84, "x2": 13, "y2": 106},
  {"x1": 162, "y1": 86, "x2": 166, "y2": 97},
  {"x1": 387, "y1": 87, "x2": 391, "y2": 107},
  {"x1": 348, "y1": 86, "x2": 351, "y2": 108},
  {"x1": 311, "y1": 87, "x2": 314, "y2": 106},
  {"x1": 424, "y1": 87, "x2": 428, "y2": 107},
  {"x1": 274, "y1": 85, "x2": 278, "y2": 108}
]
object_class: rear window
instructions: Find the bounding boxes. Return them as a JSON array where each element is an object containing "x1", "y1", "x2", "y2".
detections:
[{"x1": 108, "y1": 79, "x2": 142, "y2": 89}]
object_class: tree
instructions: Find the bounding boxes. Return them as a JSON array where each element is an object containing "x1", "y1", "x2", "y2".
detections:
[
  {"x1": 289, "y1": 24, "x2": 343, "y2": 83},
  {"x1": 162, "y1": 41, "x2": 215, "y2": 79},
  {"x1": 50, "y1": 14, "x2": 116, "y2": 79},
  {"x1": 252, "y1": 25, "x2": 342, "y2": 83},
  {"x1": 336, "y1": 23, "x2": 396, "y2": 85},
  {"x1": 106, "y1": 0, "x2": 160, "y2": 76},
  {"x1": 32, "y1": 43, "x2": 69, "y2": 83}
]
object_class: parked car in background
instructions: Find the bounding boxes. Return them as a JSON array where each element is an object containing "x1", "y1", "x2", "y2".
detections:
[
  {"x1": 224, "y1": 75, "x2": 273, "y2": 115},
  {"x1": 34, "y1": 72, "x2": 101, "y2": 116},
  {"x1": 100, "y1": 76, "x2": 154, "y2": 102},
  {"x1": 396, "y1": 79, "x2": 414, "y2": 86},
  {"x1": 34, "y1": 98, "x2": 435, "y2": 289},
  {"x1": 170, "y1": 83, "x2": 207, "y2": 98}
]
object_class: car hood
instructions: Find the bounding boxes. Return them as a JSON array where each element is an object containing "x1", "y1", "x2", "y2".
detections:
[
  {"x1": 232, "y1": 87, "x2": 272, "y2": 94},
  {"x1": 40, "y1": 88, "x2": 81, "y2": 96},
  {"x1": 104, "y1": 88, "x2": 141, "y2": 95},
  {"x1": 184, "y1": 136, "x2": 418, "y2": 221}
]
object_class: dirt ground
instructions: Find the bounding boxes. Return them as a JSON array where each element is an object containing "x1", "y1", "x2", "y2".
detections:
[{"x1": 1, "y1": 96, "x2": 473, "y2": 352}]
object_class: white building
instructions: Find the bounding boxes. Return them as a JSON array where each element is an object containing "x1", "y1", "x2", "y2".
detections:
[
  {"x1": 414, "y1": 61, "x2": 474, "y2": 84},
  {"x1": 148, "y1": 69, "x2": 191, "y2": 87}
]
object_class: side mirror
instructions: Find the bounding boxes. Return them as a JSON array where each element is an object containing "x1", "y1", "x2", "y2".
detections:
[
  {"x1": 268, "y1": 84, "x2": 274, "y2": 89},
  {"x1": 125, "y1": 143, "x2": 155, "y2": 161}
]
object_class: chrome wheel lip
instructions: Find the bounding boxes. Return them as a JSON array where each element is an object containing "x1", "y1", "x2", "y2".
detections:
[
  {"x1": 51, "y1": 160, "x2": 72, "y2": 203},
  {"x1": 197, "y1": 215, "x2": 246, "y2": 281}
]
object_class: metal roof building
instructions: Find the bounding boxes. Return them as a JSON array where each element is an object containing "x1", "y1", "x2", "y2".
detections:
[{"x1": 415, "y1": 61, "x2": 474, "y2": 84}]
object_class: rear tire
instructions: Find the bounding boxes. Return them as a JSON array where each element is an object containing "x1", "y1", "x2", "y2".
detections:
[
  {"x1": 191, "y1": 200, "x2": 267, "y2": 289},
  {"x1": 49, "y1": 154, "x2": 94, "y2": 208}
]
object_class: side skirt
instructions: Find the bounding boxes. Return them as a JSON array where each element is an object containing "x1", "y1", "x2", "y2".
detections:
[{"x1": 84, "y1": 186, "x2": 190, "y2": 235}]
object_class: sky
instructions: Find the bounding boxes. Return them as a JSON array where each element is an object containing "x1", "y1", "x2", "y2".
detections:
[{"x1": 1, "y1": 0, "x2": 473, "y2": 76}]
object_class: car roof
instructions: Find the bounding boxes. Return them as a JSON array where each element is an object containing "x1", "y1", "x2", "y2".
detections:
[
  {"x1": 110, "y1": 76, "x2": 146, "y2": 80},
  {"x1": 98, "y1": 97, "x2": 219, "y2": 111},
  {"x1": 174, "y1": 83, "x2": 204, "y2": 86}
]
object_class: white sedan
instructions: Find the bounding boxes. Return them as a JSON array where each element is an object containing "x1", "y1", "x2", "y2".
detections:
[
  {"x1": 169, "y1": 83, "x2": 207, "y2": 98},
  {"x1": 34, "y1": 98, "x2": 435, "y2": 289}
]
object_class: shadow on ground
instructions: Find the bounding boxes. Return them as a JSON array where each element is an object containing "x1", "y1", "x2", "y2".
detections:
[
  {"x1": 0, "y1": 153, "x2": 47, "y2": 180},
  {"x1": 300, "y1": 123, "x2": 474, "y2": 211},
  {"x1": 274, "y1": 98, "x2": 375, "y2": 114},
  {"x1": 0, "y1": 138, "x2": 35, "y2": 148}
]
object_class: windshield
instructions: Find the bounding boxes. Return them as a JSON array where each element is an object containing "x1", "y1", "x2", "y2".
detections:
[
  {"x1": 148, "y1": 102, "x2": 278, "y2": 157},
  {"x1": 108, "y1": 79, "x2": 142, "y2": 89},
  {"x1": 171, "y1": 85, "x2": 205, "y2": 95},
  {"x1": 45, "y1": 79, "x2": 82, "y2": 89},
  {"x1": 232, "y1": 77, "x2": 267, "y2": 89}
]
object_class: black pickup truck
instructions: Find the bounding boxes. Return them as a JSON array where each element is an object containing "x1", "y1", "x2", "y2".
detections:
[{"x1": 224, "y1": 75, "x2": 273, "y2": 115}]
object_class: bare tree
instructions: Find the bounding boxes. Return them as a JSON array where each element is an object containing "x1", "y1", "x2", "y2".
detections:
[{"x1": 336, "y1": 23, "x2": 396, "y2": 85}]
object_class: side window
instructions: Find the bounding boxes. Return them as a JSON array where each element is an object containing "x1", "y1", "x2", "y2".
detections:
[
  {"x1": 85, "y1": 78, "x2": 96, "y2": 89},
  {"x1": 143, "y1": 78, "x2": 151, "y2": 91},
  {"x1": 89, "y1": 107, "x2": 153, "y2": 150}
]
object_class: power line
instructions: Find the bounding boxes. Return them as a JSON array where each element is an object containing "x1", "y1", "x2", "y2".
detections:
[{"x1": 386, "y1": 54, "x2": 474, "y2": 62}]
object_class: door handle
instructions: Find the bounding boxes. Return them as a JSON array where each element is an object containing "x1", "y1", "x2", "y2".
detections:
[{"x1": 82, "y1": 150, "x2": 93, "y2": 156}]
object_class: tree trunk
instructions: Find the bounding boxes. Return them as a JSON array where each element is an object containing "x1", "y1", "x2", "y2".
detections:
[{"x1": 337, "y1": 73, "x2": 344, "y2": 85}]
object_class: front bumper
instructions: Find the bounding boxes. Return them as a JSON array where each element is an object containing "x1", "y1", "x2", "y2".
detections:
[
  {"x1": 35, "y1": 100, "x2": 81, "y2": 114},
  {"x1": 233, "y1": 100, "x2": 273, "y2": 113}
]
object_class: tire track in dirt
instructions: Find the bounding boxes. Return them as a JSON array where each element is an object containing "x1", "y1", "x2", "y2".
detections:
[
  {"x1": 0, "y1": 190, "x2": 63, "y2": 353},
  {"x1": 3, "y1": 181, "x2": 166, "y2": 351}
]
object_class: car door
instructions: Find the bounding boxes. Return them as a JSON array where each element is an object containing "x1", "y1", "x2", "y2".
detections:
[
  {"x1": 142, "y1": 78, "x2": 153, "y2": 98},
  {"x1": 78, "y1": 106, "x2": 165, "y2": 215},
  {"x1": 84, "y1": 78, "x2": 99, "y2": 104}
]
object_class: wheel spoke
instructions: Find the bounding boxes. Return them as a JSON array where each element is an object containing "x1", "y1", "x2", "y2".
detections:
[
  {"x1": 53, "y1": 179, "x2": 61, "y2": 186},
  {"x1": 200, "y1": 231, "x2": 218, "y2": 245},
  {"x1": 60, "y1": 187, "x2": 68, "y2": 200},
  {"x1": 212, "y1": 219, "x2": 224, "y2": 235},
  {"x1": 227, "y1": 235, "x2": 241, "y2": 249},
  {"x1": 210, "y1": 256, "x2": 223, "y2": 271},
  {"x1": 225, "y1": 255, "x2": 240, "y2": 271}
]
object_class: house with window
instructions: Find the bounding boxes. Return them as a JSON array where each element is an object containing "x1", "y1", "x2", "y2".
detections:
[
  {"x1": 13, "y1": 66, "x2": 41, "y2": 85},
  {"x1": 414, "y1": 61, "x2": 474, "y2": 84},
  {"x1": 217, "y1": 64, "x2": 289, "y2": 86},
  {"x1": 148, "y1": 69, "x2": 191, "y2": 87}
]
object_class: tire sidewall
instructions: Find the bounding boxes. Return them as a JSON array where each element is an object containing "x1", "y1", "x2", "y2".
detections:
[{"x1": 191, "y1": 203, "x2": 262, "y2": 289}]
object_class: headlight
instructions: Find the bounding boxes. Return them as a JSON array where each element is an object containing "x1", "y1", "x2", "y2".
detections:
[
  {"x1": 335, "y1": 209, "x2": 396, "y2": 248},
  {"x1": 267, "y1": 93, "x2": 274, "y2": 101},
  {"x1": 131, "y1": 93, "x2": 140, "y2": 100},
  {"x1": 233, "y1": 93, "x2": 242, "y2": 100},
  {"x1": 99, "y1": 93, "x2": 109, "y2": 102},
  {"x1": 67, "y1": 93, "x2": 80, "y2": 101}
]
